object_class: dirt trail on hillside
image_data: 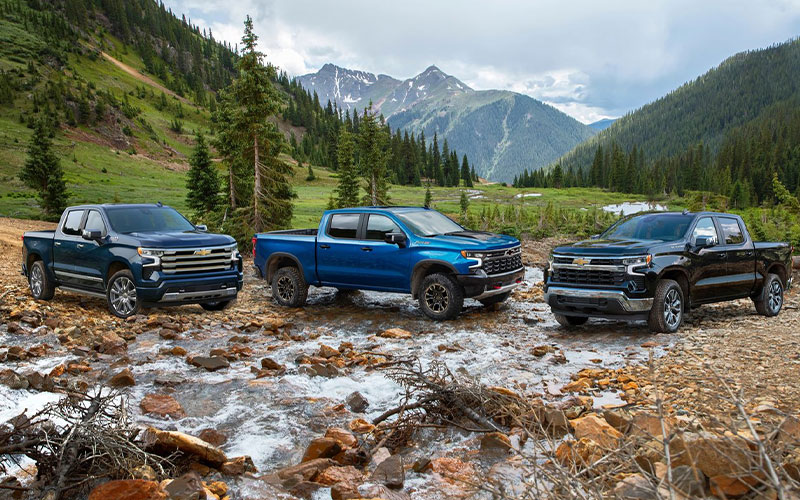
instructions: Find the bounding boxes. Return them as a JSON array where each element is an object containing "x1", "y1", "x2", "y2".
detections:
[{"x1": 101, "y1": 52, "x2": 190, "y2": 105}]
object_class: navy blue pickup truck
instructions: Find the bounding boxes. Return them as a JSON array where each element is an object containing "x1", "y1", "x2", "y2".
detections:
[
  {"x1": 253, "y1": 207, "x2": 525, "y2": 320},
  {"x1": 22, "y1": 204, "x2": 243, "y2": 318}
]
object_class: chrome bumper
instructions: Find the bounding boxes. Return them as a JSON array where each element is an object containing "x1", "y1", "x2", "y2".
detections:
[
  {"x1": 473, "y1": 282, "x2": 520, "y2": 301},
  {"x1": 544, "y1": 286, "x2": 653, "y2": 312},
  {"x1": 159, "y1": 286, "x2": 238, "y2": 303}
]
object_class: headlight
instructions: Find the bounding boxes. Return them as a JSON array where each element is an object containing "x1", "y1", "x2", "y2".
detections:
[
  {"x1": 137, "y1": 248, "x2": 165, "y2": 257},
  {"x1": 547, "y1": 253, "x2": 554, "y2": 271},
  {"x1": 623, "y1": 255, "x2": 652, "y2": 266},
  {"x1": 460, "y1": 250, "x2": 488, "y2": 259}
]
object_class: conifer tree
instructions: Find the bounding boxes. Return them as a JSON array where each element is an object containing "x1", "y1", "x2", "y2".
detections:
[
  {"x1": 424, "y1": 183, "x2": 432, "y2": 209},
  {"x1": 459, "y1": 190, "x2": 470, "y2": 223},
  {"x1": 20, "y1": 120, "x2": 68, "y2": 217},
  {"x1": 305, "y1": 162, "x2": 315, "y2": 181},
  {"x1": 358, "y1": 106, "x2": 390, "y2": 205},
  {"x1": 335, "y1": 128, "x2": 359, "y2": 208},
  {"x1": 461, "y1": 154, "x2": 473, "y2": 187},
  {"x1": 186, "y1": 131, "x2": 219, "y2": 213}
]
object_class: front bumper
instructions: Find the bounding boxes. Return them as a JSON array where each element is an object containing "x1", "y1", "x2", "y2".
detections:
[
  {"x1": 544, "y1": 286, "x2": 654, "y2": 319},
  {"x1": 137, "y1": 272, "x2": 243, "y2": 305},
  {"x1": 457, "y1": 268, "x2": 525, "y2": 300}
]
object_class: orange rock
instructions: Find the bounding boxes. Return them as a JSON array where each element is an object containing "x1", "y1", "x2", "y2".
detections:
[
  {"x1": 710, "y1": 475, "x2": 758, "y2": 497},
  {"x1": 206, "y1": 481, "x2": 228, "y2": 497},
  {"x1": 48, "y1": 364, "x2": 66, "y2": 378},
  {"x1": 142, "y1": 427, "x2": 228, "y2": 467},
  {"x1": 315, "y1": 465, "x2": 364, "y2": 486},
  {"x1": 140, "y1": 393, "x2": 186, "y2": 419},
  {"x1": 301, "y1": 437, "x2": 342, "y2": 462},
  {"x1": 325, "y1": 427, "x2": 358, "y2": 448},
  {"x1": 555, "y1": 438, "x2": 605, "y2": 467},
  {"x1": 430, "y1": 457, "x2": 479, "y2": 486},
  {"x1": 349, "y1": 418, "x2": 375, "y2": 434},
  {"x1": 561, "y1": 378, "x2": 592, "y2": 393},
  {"x1": 571, "y1": 414, "x2": 623, "y2": 449},
  {"x1": 379, "y1": 328, "x2": 412, "y2": 339},
  {"x1": 88, "y1": 480, "x2": 166, "y2": 500}
]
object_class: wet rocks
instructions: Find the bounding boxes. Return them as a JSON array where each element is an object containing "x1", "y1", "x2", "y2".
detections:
[
  {"x1": 669, "y1": 431, "x2": 753, "y2": 477},
  {"x1": 316, "y1": 465, "x2": 364, "y2": 486},
  {"x1": 98, "y1": 332, "x2": 127, "y2": 354},
  {"x1": 479, "y1": 432, "x2": 513, "y2": 456},
  {"x1": 163, "y1": 472, "x2": 206, "y2": 500},
  {"x1": 260, "y1": 357, "x2": 285, "y2": 371},
  {"x1": 108, "y1": 368, "x2": 136, "y2": 387},
  {"x1": 380, "y1": 328, "x2": 412, "y2": 339},
  {"x1": 142, "y1": 427, "x2": 228, "y2": 468},
  {"x1": 357, "y1": 484, "x2": 411, "y2": 500},
  {"x1": 0, "y1": 369, "x2": 29, "y2": 390},
  {"x1": 219, "y1": 455, "x2": 257, "y2": 475},
  {"x1": 325, "y1": 427, "x2": 358, "y2": 449},
  {"x1": 317, "y1": 344, "x2": 340, "y2": 358},
  {"x1": 300, "y1": 362, "x2": 339, "y2": 378},
  {"x1": 140, "y1": 393, "x2": 186, "y2": 419},
  {"x1": 198, "y1": 428, "x2": 227, "y2": 447},
  {"x1": 25, "y1": 371, "x2": 54, "y2": 392},
  {"x1": 349, "y1": 418, "x2": 375, "y2": 434},
  {"x1": 571, "y1": 414, "x2": 623, "y2": 449},
  {"x1": 88, "y1": 479, "x2": 166, "y2": 500},
  {"x1": 187, "y1": 355, "x2": 230, "y2": 371},
  {"x1": 159, "y1": 328, "x2": 181, "y2": 340},
  {"x1": 370, "y1": 454, "x2": 404, "y2": 489},
  {"x1": 301, "y1": 437, "x2": 342, "y2": 462},
  {"x1": 531, "y1": 344, "x2": 554, "y2": 357},
  {"x1": 345, "y1": 391, "x2": 369, "y2": 412}
]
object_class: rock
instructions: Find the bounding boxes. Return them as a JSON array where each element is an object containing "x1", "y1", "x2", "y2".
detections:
[
  {"x1": 571, "y1": 414, "x2": 623, "y2": 449},
  {"x1": 219, "y1": 455, "x2": 257, "y2": 475},
  {"x1": 555, "y1": 438, "x2": 605, "y2": 467},
  {"x1": 154, "y1": 375, "x2": 186, "y2": 387},
  {"x1": 531, "y1": 345, "x2": 553, "y2": 356},
  {"x1": 670, "y1": 431, "x2": 753, "y2": 477},
  {"x1": 300, "y1": 362, "x2": 339, "y2": 377},
  {"x1": 142, "y1": 427, "x2": 227, "y2": 468},
  {"x1": 163, "y1": 472, "x2": 205, "y2": 500},
  {"x1": 628, "y1": 412, "x2": 673, "y2": 439},
  {"x1": 369, "y1": 447, "x2": 391, "y2": 471},
  {"x1": 349, "y1": 418, "x2": 375, "y2": 433},
  {"x1": 325, "y1": 427, "x2": 358, "y2": 448},
  {"x1": 379, "y1": 328, "x2": 412, "y2": 339},
  {"x1": 776, "y1": 416, "x2": 800, "y2": 446},
  {"x1": 98, "y1": 332, "x2": 127, "y2": 354},
  {"x1": 602, "y1": 407, "x2": 634, "y2": 433},
  {"x1": 544, "y1": 408, "x2": 570, "y2": 432},
  {"x1": 191, "y1": 429, "x2": 226, "y2": 448},
  {"x1": 26, "y1": 372, "x2": 54, "y2": 392},
  {"x1": 140, "y1": 394, "x2": 186, "y2": 419},
  {"x1": 670, "y1": 465, "x2": 705, "y2": 497},
  {"x1": 371, "y1": 454, "x2": 404, "y2": 489},
  {"x1": 168, "y1": 346, "x2": 187, "y2": 356},
  {"x1": 88, "y1": 480, "x2": 166, "y2": 500},
  {"x1": 131, "y1": 465, "x2": 157, "y2": 481},
  {"x1": 480, "y1": 432, "x2": 512, "y2": 455},
  {"x1": 316, "y1": 465, "x2": 364, "y2": 486},
  {"x1": 159, "y1": 328, "x2": 180, "y2": 340},
  {"x1": 302, "y1": 437, "x2": 342, "y2": 462},
  {"x1": 613, "y1": 473, "x2": 657, "y2": 499},
  {"x1": 276, "y1": 458, "x2": 337, "y2": 481},
  {"x1": 357, "y1": 484, "x2": 412, "y2": 500},
  {"x1": 188, "y1": 356, "x2": 229, "y2": 371},
  {"x1": 345, "y1": 391, "x2": 369, "y2": 412},
  {"x1": 318, "y1": 344, "x2": 340, "y2": 358},
  {"x1": 109, "y1": 368, "x2": 136, "y2": 388},
  {"x1": 561, "y1": 377, "x2": 592, "y2": 392},
  {"x1": 710, "y1": 474, "x2": 758, "y2": 497},
  {"x1": 260, "y1": 357, "x2": 285, "y2": 370},
  {"x1": 0, "y1": 369, "x2": 29, "y2": 390},
  {"x1": 286, "y1": 480, "x2": 323, "y2": 499},
  {"x1": 330, "y1": 481, "x2": 361, "y2": 500},
  {"x1": 6, "y1": 346, "x2": 26, "y2": 360},
  {"x1": 206, "y1": 481, "x2": 227, "y2": 498}
]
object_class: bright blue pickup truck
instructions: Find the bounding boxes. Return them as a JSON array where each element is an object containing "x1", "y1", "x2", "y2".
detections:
[
  {"x1": 253, "y1": 207, "x2": 524, "y2": 320},
  {"x1": 22, "y1": 204, "x2": 243, "y2": 318}
]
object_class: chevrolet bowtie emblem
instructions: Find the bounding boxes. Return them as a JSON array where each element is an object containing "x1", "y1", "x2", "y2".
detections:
[
  {"x1": 573, "y1": 258, "x2": 590, "y2": 266},
  {"x1": 194, "y1": 249, "x2": 212, "y2": 256}
]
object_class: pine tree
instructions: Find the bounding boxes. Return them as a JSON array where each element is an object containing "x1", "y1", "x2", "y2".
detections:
[
  {"x1": 459, "y1": 190, "x2": 470, "y2": 223},
  {"x1": 20, "y1": 120, "x2": 68, "y2": 217},
  {"x1": 335, "y1": 128, "x2": 359, "y2": 208},
  {"x1": 186, "y1": 131, "x2": 219, "y2": 213},
  {"x1": 424, "y1": 183, "x2": 432, "y2": 208},
  {"x1": 305, "y1": 162, "x2": 315, "y2": 181},
  {"x1": 461, "y1": 154, "x2": 473, "y2": 187},
  {"x1": 358, "y1": 106, "x2": 390, "y2": 205}
]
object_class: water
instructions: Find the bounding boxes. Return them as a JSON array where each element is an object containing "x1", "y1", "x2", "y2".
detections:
[
  {"x1": 602, "y1": 201, "x2": 667, "y2": 215},
  {"x1": 513, "y1": 193, "x2": 542, "y2": 199}
]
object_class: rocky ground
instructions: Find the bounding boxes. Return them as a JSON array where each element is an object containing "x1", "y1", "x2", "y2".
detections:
[{"x1": 1, "y1": 217, "x2": 799, "y2": 499}]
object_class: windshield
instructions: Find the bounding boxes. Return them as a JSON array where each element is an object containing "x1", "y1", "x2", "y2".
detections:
[
  {"x1": 600, "y1": 213, "x2": 694, "y2": 242},
  {"x1": 396, "y1": 211, "x2": 464, "y2": 237},
  {"x1": 105, "y1": 207, "x2": 196, "y2": 233}
]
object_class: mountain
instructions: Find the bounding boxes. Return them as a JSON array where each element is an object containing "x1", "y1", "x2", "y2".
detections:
[
  {"x1": 298, "y1": 64, "x2": 594, "y2": 183},
  {"x1": 588, "y1": 118, "x2": 616, "y2": 131},
  {"x1": 555, "y1": 38, "x2": 800, "y2": 173}
]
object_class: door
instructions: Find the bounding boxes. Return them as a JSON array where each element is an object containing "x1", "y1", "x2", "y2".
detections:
[
  {"x1": 353, "y1": 214, "x2": 410, "y2": 290},
  {"x1": 73, "y1": 209, "x2": 108, "y2": 291},
  {"x1": 52, "y1": 209, "x2": 85, "y2": 285},
  {"x1": 316, "y1": 213, "x2": 365, "y2": 286},
  {"x1": 687, "y1": 216, "x2": 728, "y2": 302},
  {"x1": 717, "y1": 216, "x2": 756, "y2": 297}
]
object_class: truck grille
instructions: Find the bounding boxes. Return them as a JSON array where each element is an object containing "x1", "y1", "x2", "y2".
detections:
[
  {"x1": 550, "y1": 269, "x2": 626, "y2": 287},
  {"x1": 161, "y1": 247, "x2": 233, "y2": 274},
  {"x1": 482, "y1": 246, "x2": 523, "y2": 275}
]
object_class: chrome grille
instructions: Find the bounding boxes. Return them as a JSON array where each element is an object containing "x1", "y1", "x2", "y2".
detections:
[
  {"x1": 161, "y1": 246, "x2": 233, "y2": 274},
  {"x1": 482, "y1": 246, "x2": 523, "y2": 275}
]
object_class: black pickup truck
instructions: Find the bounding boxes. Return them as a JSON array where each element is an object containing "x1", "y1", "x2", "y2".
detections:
[{"x1": 544, "y1": 211, "x2": 793, "y2": 332}]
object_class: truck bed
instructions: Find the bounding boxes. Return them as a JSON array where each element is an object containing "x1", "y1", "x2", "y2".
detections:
[
  {"x1": 253, "y1": 229, "x2": 318, "y2": 285},
  {"x1": 23, "y1": 230, "x2": 55, "y2": 239}
]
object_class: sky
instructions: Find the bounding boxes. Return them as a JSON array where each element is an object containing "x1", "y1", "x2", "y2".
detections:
[{"x1": 163, "y1": 0, "x2": 800, "y2": 124}]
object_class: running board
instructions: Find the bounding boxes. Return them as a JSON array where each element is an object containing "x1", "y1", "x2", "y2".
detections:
[{"x1": 60, "y1": 286, "x2": 106, "y2": 299}]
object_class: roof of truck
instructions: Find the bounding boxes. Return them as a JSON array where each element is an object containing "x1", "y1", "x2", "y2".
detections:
[
  {"x1": 324, "y1": 206, "x2": 430, "y2": 214},
  {"x1": 64, "y1": 203, "x2": 175, "y2": 210}
]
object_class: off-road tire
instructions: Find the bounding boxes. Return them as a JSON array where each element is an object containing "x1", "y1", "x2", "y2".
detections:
[
  {"x1": 479, "y1": 291, "x2": 511, "y2": 307},
  {"x1": 418, "y1": 273, "x2": 464, "y2": 321},
  {"x1": 107, "y1": 269, "x2": 141, "y2": 319},
  {"x1": 28, "y1": 260, "x2": 55, "y2": 300},
  {"x1": 648, "y1": 279, "x2": 684, "y2": 333},
  {"x1": 272, "y1": 266, "x2": 308, "y2": 307},
  {"x1": 554, "y1": 314, "x2": 588, "y2": 327},
  {"x1": 754, "y1": 273, "x2": 783, "y2": 317},
  {"x1": 200, "y1": 299, "x2": 234, "y2": 311}
]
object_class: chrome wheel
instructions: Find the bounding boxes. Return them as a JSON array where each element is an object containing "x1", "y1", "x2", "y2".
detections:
[
  {"x1": 30, "y1": 265, "x2": 43, "y2": 297},
  {"x1": 768, "y1": 280, "x2": 783, "y2": 313},
  {"x1": 110, "y1": 277, "x2": 137, "y2": 316},
  {"x1": 276, "y1": 276, "x2": 295, "y2": 302},
  {"x1": 663, "y1": 288, "x2": 682, "y2": 329},
  {"x1": 424, "y1": 283, "x2": 449, "y2": 313}
]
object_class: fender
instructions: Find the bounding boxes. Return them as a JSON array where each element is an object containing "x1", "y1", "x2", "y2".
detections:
[
  {"x1": 266, "y1": 252, "x2": 306, "y2": 283},
  {"x1": 410, "y1": 259, "x2": 460, "y2": 298}
]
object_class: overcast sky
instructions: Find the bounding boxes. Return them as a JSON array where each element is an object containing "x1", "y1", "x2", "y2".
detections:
[{"x1": 163, "y1": 0, "x2": 800, "y2": 123}]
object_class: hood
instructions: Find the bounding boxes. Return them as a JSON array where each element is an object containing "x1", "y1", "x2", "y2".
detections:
[
  {"x1": 130, "y1": 231, "x2": 235, "y2": 248},
  {"x1": 421, "y1": 231, "x2": 519, "y2": 250},
  {"x1": 553, "y1": 238, "x2": 656, "y2": 256}
]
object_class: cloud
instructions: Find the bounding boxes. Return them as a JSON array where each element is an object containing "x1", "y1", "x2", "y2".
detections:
[{"x1": 163, "y1": 0, "x2": 800, "y2": 123}]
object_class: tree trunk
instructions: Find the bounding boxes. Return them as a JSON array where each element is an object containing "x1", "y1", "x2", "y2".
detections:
[{"x1": 253, "y1": 135, "x2": 261, "y2": 231}]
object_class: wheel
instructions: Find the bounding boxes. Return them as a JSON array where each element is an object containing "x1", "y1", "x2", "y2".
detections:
[
  {"x1": 418, "y1": 273, "x2": 464, "y2": 320},
  {"x1": 479, "y1": 291, "x2": 511, "y2": 307},
  {"x1": 554, "y1": 314, "x2": 588, "y2": 327},
  {"x1": 200, "y1": 299, "x2": 234, "y2": 311},
  {"x1": 28, "y1": 260, "x2": 55, "y2": 300},
  {"x1": 107, "y1": 269, "x2": 141, "y2": 318},
  {"x1": 271, "y1": 266, "x2": 308, "y2": 307},
  {"x1": 754, "y1": 273, "x2": 783, "y2": 317},
  {"x1": 648, "y1": 279, "x2": 684, "y2": 333}
]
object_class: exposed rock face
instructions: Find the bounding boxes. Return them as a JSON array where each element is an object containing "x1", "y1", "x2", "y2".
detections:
[
  {"x1": 88, "y1": 480, "x2": 166, "y2": 500},
  {"x1": 142, "y1": 427, "x2": 228, "y2": 468},
  {"x1": 140, "y1": 393, "x2": 186, "y2": 419}
]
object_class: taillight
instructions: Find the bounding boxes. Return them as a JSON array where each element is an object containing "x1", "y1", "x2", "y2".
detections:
[{"x1": 252, "y1": 236, "x2": 256, "y2": 258}]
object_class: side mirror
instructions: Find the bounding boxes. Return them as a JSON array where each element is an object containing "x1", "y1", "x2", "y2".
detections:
[
  {"x1": 694, "y1": 236, "x2": 716, "y2": 249},
  {"x1": 384, "y1": 232, "x2": 407, "y2": 247},
  {"x1": 590, "y1": 234, "x2": 600, "y2": 240},
  {"x1": 195, "y1": 224, "x2": 208, "y2": 232},
  {"x1": 81, "y1": 229, "x2": 102, "y2": 242}
]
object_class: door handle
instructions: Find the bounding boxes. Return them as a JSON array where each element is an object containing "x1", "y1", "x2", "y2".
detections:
[
  {"x1": 361, "y1": 247, "x2": 372, "y2": 252},
  {"x1": 745, "y1": 251, "x2": 754, "y2": 257},
  {"x1": 77, "y1": 243, "x2": 84, "y2": 248},
  {"x1": 718, "y1": 253, "x2": 727, "y2": 259},
  {"x1": 54, "y1": 242, "x2": 61, "y2": 246},
  {"x1": 319, "y1": 244, "x2": 330, "y2": 249}
]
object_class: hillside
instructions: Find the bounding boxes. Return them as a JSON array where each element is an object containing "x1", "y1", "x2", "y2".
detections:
[
  {"x1": 555, "y1": 37, "x2": 800, "y2": 172},
  {"x1": 298, "y1": 64, "x2": 595, "y2": 183}
]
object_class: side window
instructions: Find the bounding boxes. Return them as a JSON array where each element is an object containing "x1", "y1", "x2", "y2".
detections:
[
  {"x1": 84, "y1": 210, "x2": 107, "y2": 236},
  {"x1": 366, "y1": 215, "x2": 401, "y2": 241},
  {"x1": 62, "y1": 210, "x2": 84, "y2": 236},
  {"x1": 691, "y1": 217, "x2": 718, "y2": 244},
  {"x1": 718, "y1": 217, "x2": 744, "y2": 245},
  {"x1": 328, "y1": 214, "x2": 360, "y2": 239}
]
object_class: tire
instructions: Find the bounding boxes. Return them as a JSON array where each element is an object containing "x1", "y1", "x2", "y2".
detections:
[
  {"x1": 418, "y1": 273, "x2": 464, "y2": 320},
  {"x1": 28, "y1": 260, "x2": 55, "y2": 300},
  {"x1": 271, "y1": 266, "x2": 308, "y2": 307},
  {"x1": 554, "y1": 314, "x2": 588, "y2": 327},
  {"x1": 107, "y1": 269, "x2": 141, "y2": 319},
  {"x1": 479, "y1": 291, "x2": 511, "y2": 307},
  {"x1": 648, "y1": 279, "x2": 684, "y2": 333},
  {"x1": 754, "y1": 273, "x2": 783, "y2": 317},
  {"x1": 200, "y1": 299, "x2": 234, "y2": 311}
]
